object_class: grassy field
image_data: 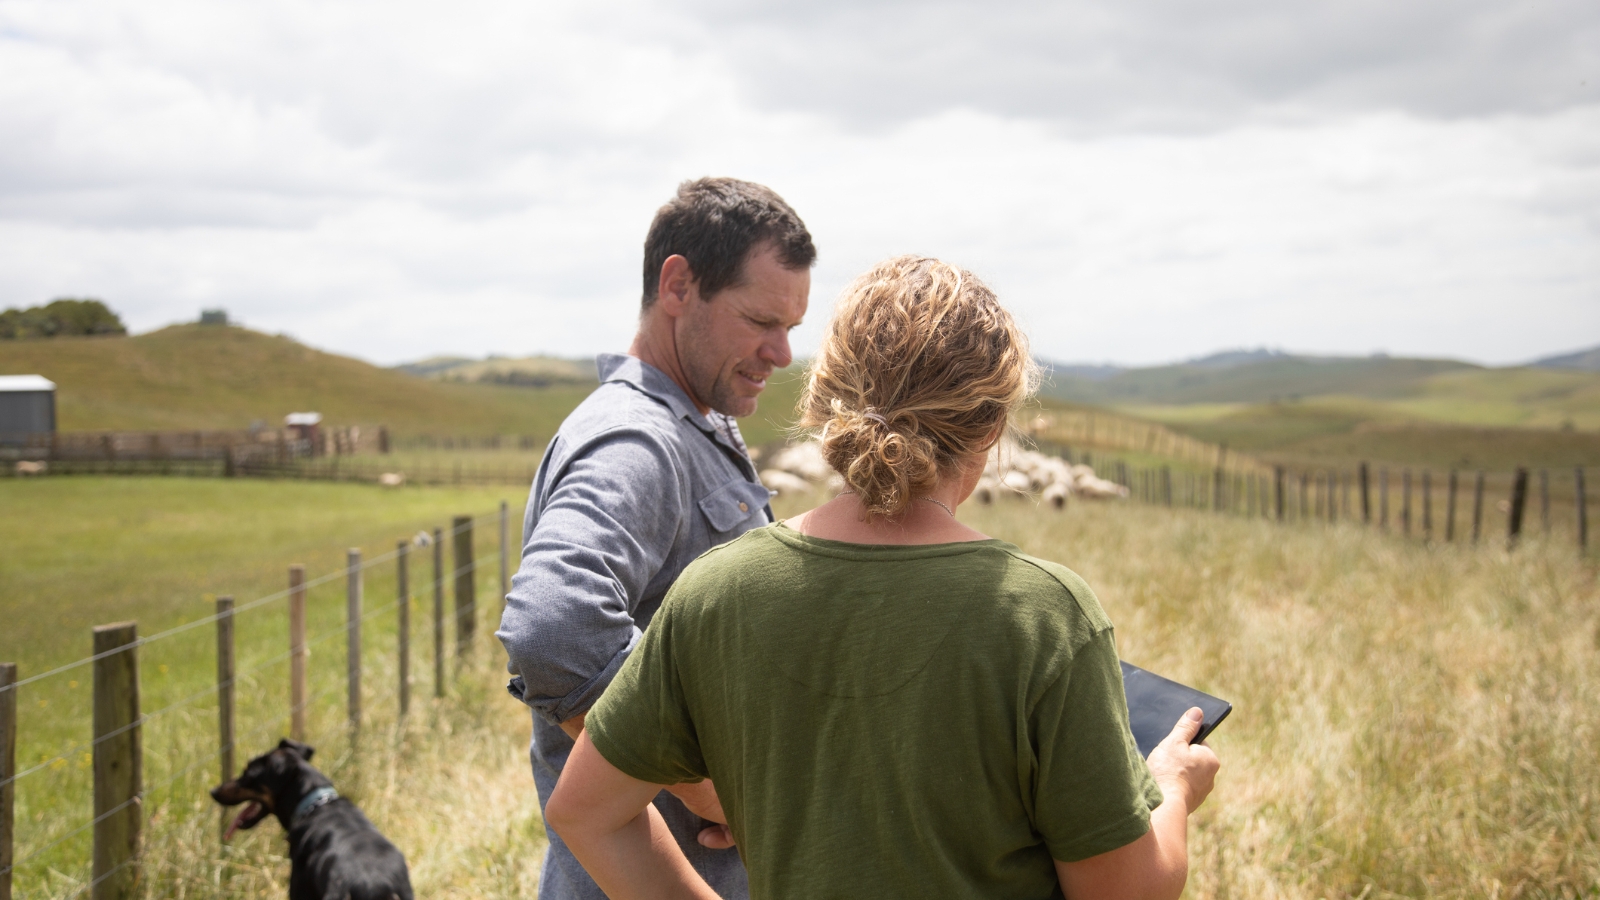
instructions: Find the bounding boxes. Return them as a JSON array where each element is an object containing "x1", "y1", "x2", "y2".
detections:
[
  {"x1": 0, "y1": 477, "x2": 540, "y2": 897},
  {"x1": 5, "y1": 474, "x2": 1599, "y2": 897},
  {"x1": 1113, "y1": 361, "x2": 1600, "y2": 465}
]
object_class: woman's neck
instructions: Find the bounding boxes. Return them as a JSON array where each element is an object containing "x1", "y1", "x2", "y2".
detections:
[{"x1": 785, "y1": 459, "x2": 991, "y2": 546}]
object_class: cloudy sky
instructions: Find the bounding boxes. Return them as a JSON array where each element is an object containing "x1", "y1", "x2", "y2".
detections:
[{"x1": 1, "y1": 0, "x2": 1596, "y2": 366}]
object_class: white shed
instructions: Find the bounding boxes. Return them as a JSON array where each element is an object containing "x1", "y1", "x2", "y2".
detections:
[{"x1": 0, "y1": 374, "x2": 56, "y2": 443}]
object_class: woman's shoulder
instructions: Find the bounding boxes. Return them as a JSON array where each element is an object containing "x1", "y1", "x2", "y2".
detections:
[{"x1": 975, "y1": 543, "x2": 1115, "y2": 635}]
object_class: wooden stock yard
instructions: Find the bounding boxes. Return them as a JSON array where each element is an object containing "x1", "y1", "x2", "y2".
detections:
[{"x1": 0, "y1": 507, "x2": 511, "y2": 899}]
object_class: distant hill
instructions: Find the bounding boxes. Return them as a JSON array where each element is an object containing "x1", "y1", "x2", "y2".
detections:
[
  {"x1": 0, "y1": 326, "x2": 815, "y2": 445},
  {"x1": 0, "y1": 325, "x2": 593, "y2": 437},
  {"x1": 1036, "y1": 348, "x2": 1600, "y2": 467},
  {"x1": 1041, "y1": 352, "x2": 1476, "y2": 406},
  {"x1": 395, "y1": 354, "x2": 597, "y2": 388},
  {"x1": 1530, "y1": 344, "x2": 1600, "y2": 372}
]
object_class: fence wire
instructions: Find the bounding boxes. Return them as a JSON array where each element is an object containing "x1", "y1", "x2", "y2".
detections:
[{"x1": 1, "y1": 507, "x2": 510, "y2": 893}]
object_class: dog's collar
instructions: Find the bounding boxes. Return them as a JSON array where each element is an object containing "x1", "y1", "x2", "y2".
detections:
[{"x1": 290, "y1": 787, "x2": 338, "y2": 830}]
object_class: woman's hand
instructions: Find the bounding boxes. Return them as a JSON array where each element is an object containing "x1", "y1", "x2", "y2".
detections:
[
  {"x1": 545, "y1": 733, "x2": 722, "y2": 900},
  {"x1": 1145, "y1": 707, "x2": 1219, "y2": 813},
  {"x1": 1056, "y1": 708, "x2": 1221, "y2": 900},
  {"x1": 666, "y1": 780, "x2": 737, "y2": 849}
]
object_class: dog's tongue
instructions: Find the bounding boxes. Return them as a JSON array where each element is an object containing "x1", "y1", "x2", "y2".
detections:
[{"x1": 224, "y1": 802, "x2": 261, "y2": 841}]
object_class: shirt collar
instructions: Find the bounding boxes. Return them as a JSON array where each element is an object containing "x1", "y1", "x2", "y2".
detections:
[
  {"x1": 597, "y1": 354, "x2": 700, "y2": 420},
  {"x1": 595, "y1": 353, "x2": 750, "y2": 457}
]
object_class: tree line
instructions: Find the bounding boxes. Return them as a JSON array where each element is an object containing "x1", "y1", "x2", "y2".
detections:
[{"x1": 0, "y1": 298, "x2": 127, "y2": 339}]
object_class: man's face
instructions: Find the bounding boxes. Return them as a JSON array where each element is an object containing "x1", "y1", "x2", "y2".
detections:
[{"x1": 676, "y1": 242, "x2": 810, "y2": 418}]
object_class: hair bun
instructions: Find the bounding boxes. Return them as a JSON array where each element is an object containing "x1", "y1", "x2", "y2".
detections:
[{"x1": 798, "y1": 256, "x2": 1038, "y2": 520}]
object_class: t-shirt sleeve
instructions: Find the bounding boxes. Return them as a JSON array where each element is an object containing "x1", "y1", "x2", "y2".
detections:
[
  {"x1": 1032, "y1": 627, "x2": 1165, "y2": 863},
  {"x1": 583, "y1": 588, "x2": 709, "y2": 786}
]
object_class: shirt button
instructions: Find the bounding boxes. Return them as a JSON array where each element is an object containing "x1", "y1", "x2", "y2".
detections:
[{"x1": 738, "y1": 502, "x2": 749, "y2": 513}]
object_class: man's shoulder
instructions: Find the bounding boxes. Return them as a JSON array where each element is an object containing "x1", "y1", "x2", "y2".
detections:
[{"x1": 556, "y1": 379, "x2": 685, "y2": 448}]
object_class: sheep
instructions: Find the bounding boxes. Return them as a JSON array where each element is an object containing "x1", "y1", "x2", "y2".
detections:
[
  {"x1": 769, "y1": 441, "x2": 833, "y2": 483},
  {"x1": 15, "y1": 460, "x2": 47, "y2": 476},
  {"x1": 378, "y1": 472, "x2": 406, "y2": 488},
  {"x1": 1043, "y1": 482, "x2": 1070, "y2": 510},
  {"x1": 760, "y1": 469, "x2": 812, "y2": 497}
]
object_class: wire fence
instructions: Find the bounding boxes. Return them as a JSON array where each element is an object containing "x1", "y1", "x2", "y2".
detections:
[
  {"x1": 0, "y1": 504, "x2": 516, "y2": 900},
  {"x1": 1015, "y1": 442, "x2": 1591, "y2": 554}
]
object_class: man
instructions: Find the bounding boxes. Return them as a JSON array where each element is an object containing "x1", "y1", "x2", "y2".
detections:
[{"x1": 496, "y1": 177, "x2": 815, "y2": 899}]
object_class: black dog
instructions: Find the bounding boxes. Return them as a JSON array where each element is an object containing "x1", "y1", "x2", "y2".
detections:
[{"x1": 211, "y1": 739, "x2": 413, "y2": 900}]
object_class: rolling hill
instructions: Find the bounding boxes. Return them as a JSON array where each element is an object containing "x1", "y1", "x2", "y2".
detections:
[
  {"x1": 0, "y1": 325, "x2": 813, "y2": 446},
  {"x1": 1039, "y1": 350, "x2": 1600, "y2": 467},
  {"x1": 0, "y1": 325, "x2": 594, "y2": 438}
]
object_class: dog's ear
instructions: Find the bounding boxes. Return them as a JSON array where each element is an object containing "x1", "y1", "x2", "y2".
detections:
[{"x1": 277, "y1": 738, "x2": 315, "y2": 761}]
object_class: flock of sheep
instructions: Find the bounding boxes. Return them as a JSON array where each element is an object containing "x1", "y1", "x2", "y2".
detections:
[{"x1": 755, "y1": 440, "x2": 1129, "y2": 509}]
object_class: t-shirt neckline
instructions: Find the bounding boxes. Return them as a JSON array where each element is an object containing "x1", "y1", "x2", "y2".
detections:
[{"x1": 767, "y1": 521, "x2": 1011, "y2": 560}]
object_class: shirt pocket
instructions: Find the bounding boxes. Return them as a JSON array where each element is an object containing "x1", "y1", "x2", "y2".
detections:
[{"x1": 697, "y1": 479, "x2": 771, "y2": 535}]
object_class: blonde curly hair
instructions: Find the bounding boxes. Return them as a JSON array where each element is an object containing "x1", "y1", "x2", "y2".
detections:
[{"x1": 799, "y1": 256, "x2": 1040, "y2": 520}]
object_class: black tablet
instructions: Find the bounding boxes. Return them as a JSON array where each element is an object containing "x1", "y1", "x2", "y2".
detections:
[{"x1": 1120, "y1": 660, "x2": 1232, "y2": 758}]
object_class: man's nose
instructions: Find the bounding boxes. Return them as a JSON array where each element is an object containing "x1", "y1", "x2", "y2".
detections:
[{"x1": 764, "y1": 332, "x2": 793, "y2": 370}]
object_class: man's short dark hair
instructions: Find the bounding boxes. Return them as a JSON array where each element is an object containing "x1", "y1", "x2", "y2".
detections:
[{"x1": 642, "y1": 177, "x2": 816, "y2": 309}]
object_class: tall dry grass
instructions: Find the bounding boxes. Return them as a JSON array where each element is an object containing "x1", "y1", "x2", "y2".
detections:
[
  {"x1": 132, "y1": 655, "x2": 545, "y2": 900},
  {"x1": 14, "y1": 489, "x2": 1597, "y2": 898},
  {"x1": 963, "y1": 498, "x2": 1600, "y2": 898}
]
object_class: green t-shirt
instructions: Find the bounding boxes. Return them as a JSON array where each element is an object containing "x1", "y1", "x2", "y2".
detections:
[{"x1": 586, "y1": 524, "x2": 1162, "y2": 899}]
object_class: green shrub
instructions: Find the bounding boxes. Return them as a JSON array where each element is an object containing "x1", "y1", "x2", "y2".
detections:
[{"x1": 0, "y1": 298, "x2": 127, "y2": 339}]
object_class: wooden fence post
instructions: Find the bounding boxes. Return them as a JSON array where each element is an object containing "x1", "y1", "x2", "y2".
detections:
[
  {"x1": 1472, "y1": 471, "x2": 1485, "y2": 544},
  {"x1": 1508, "y1": 468, "x2": 1529, "y2": 548},
  {"x1": 1274, "y1": 467, "x2": 1285, "y2": 522},
  {"x1": 1, "y1": 662, "x2": 15, "y2": 900},
  {"x1": 215, "y1": 596, "x2": 235, "y2": 841},
  {"x1": 397, "y1": 542, "x2": 410, "y2": 718},
  {"x1": 1577, "y1": 467, "x2": 1588, "y2": 551},
  {"x1": 499, "y1": 501, "x2": 510, "y2": 609},
  {"x1": 92, "y1": 622, "x2": 140, "y2": 900},
  {"x1": 432, "y1": 528, "x2": 444, "y2": 697},
  {"x1": 1422, "y1": 470, "x2": 1432, "y2": 540},
  {"x1": 1359, "y1": 462, "x2": 1371, "y2": 524},
  {"x1": 1298, "y1": 472, "x2": 1309, "y2": 521},
  {"x1": 1213, "y1": 467, "x2": 1224, "y2": 512},
  {"x1": 1380, "y1": 468, "x2": 1390, "y2": 530},
  {"x1": 346, "y1": 549, "x2": 361, "y2": 739},
  {"x1": 1162, "y1": 467, "x2": 1173, "y2": 508},
  {"x1": 289, "y1": 565, "x2": 307, "y2": 742},
  {"x1": 1446, "y1": 470, "x2": 1458, "y2": 542},
  {"x1": 1401, "y1": 469, "x2": 1412, "y2": 536},
  {"x1": 1538, "y1": 469, "x2": 1550, "y2": 534},
  {"x1": 453, "y1": 517, "x2": 475, "y2": 658}
]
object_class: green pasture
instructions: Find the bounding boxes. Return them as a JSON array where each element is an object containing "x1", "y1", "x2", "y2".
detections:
[
  {"x1": 4, "y1": 475, "x2": 1600, "y2": 897},
  {"x1": 1123, "y1": 394, "x2": 1600, "y2": 470},
  {"x1": 0, "y1": 477, "x2": 531, "y2": 895}
]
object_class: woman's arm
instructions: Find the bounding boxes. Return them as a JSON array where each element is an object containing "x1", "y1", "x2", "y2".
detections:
[
  {"x1": 1055, "y1": 707, "x2": 1220, "y2": 900},
  {"x1": 544, "y1": 732, "x2": 723, "y2": 900}
]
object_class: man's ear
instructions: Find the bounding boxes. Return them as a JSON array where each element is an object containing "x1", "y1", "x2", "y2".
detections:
[
  {"x1": 655, "y1": 254, "x2": 698, "y2": 317},
  {"x1": 278, "y1": 738, "x2": 315, "y2": 761}
]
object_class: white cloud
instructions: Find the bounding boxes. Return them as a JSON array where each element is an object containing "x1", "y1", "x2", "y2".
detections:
[{"x1": 0, "y1": 0, "x2": 1595, "y2": 367}]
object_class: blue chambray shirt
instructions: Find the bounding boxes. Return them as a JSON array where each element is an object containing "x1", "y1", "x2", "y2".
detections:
[{"x1": 497, "y1": 353, "x2": 772, "y2": 900}]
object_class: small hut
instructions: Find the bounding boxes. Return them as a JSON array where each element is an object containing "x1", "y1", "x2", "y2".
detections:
[
  {"x1": 0, "y1": 375, "x2": 56, "y2": 447},
  {"x1": 285, "y1": 411, "x2": 323, "y2": 456}
]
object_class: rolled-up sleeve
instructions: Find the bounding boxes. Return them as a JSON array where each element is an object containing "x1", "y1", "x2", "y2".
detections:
[{"x1": 497, "y1": 426, "x2": 687, "y2": 726}]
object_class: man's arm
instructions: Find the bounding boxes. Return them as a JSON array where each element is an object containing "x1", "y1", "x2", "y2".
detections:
[
  {"x1": 498, "y1": 429, "x2": 686, "y2": 727},
  {"x1": 545, "y1": 732, "x2": 722, "y2": 900},
  {"x1": 1055, "y1": 708, "x2": 1220, "y2": 900},
  {"x1": 498, "y1": 428, "x2": 736, "y2": 847}
]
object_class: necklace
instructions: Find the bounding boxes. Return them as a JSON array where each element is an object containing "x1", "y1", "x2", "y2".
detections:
[{"x1": 837, "y1": 489, "x2": 955, "y2": 518}]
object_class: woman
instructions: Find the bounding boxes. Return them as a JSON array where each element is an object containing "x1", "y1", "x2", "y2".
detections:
[{"x1": 546, "y1": 256, "x2": 1219, "y2": 899}]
